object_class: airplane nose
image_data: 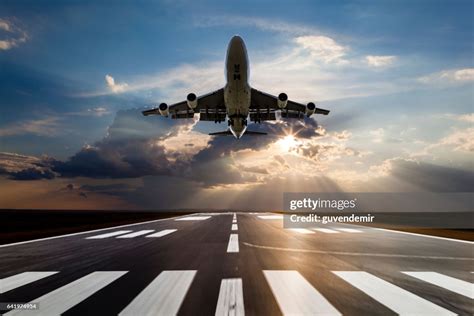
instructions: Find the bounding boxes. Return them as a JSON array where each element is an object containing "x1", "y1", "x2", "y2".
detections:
[{"x1": 230, "y1": 35, "x2": 243, "y2": 46}]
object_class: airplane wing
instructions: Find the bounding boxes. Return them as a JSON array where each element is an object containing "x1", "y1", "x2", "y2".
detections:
[
  {"x1": 143, "y1": 88, "x2": 225, "y2": 120},
  {"x1": 250, "y1": 88, "x2": 329, "y2": 121}
]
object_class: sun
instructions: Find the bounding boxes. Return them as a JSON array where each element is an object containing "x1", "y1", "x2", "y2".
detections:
[{"x1": 277, "y1": 135, "x2": 299, "y2": 152}]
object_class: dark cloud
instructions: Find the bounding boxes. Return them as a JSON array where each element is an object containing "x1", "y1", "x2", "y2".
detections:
[
  {"x1": 389, "y1": 159, "x2": 474, "y2": 192},
  {"x1": 0, "y1": 152, "x2": 58, "y2": 180}
]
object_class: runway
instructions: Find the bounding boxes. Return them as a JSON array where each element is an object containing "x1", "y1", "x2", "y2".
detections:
[{"x1": 0, "y1": 212, "x2": 473, "y2": 315}]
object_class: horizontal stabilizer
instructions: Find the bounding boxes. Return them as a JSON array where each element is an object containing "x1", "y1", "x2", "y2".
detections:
[{"x1": 209, "y1": 130, "x2": 268, "y2": 136}]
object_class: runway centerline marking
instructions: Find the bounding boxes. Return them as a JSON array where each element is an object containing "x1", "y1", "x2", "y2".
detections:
[
  {"x1": 333, "y1": 271, "x2": 455, "y2": 315},
  {"x1": 1, "y1": 272, "x2": 58, "y2": 294},
  {"x1": 215, "y1": 278, "x2": 244, "y2": 316},
  {"x1": 263, "y1": 270, "x2": 341, "y2": 315},
  {"x1": 119, "y1": 270, "x2": 196, "y2": 316},
  {"x1": 287, "y1": 228, "x2": 315, "y2": 234},
  {"x1": 116, "y1": 230, "x2": 155, "y2": 238},
  {"x1": 313, "y1": 228, "x2": 339, "y2": 234},
  {"x1": 5, "y1": 271, "x2": 127, "y2": 316},
  {"x1": 242, "y1": 242, "x2": 474, "y2": 260},
  {"x1": 86, "y1": 230, "x2": 132, "y2": 239},
  {"x1": 227, "y1": 234, "x2": 239, "y2": 253},
  {"x1": 402, "y1": 271, "x2": 474, "y2": 299},
  {"x1": 146, "y1": 229, "x2": 177, "y2": 238},
  {"x1": 231, "y1": 224, "x2": 238, "y2": 231},
  {"x1": 175, "y1": 216, "x2": 211, "y2": 221}
]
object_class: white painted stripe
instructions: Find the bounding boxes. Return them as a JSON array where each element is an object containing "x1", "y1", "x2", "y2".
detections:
[
  {"x1": 257, "y1": 215, "x2": 283, "y2": 220},
  {"x1": 313, "y1": 228, "x2": 339, "y2": 234},
  {"x1": 1, "y1": 272, "x2": 58, "y2": 294},
  {"x1": 6, "y1": 271, "x2": 127, "y2": 316},
  {"x1": 0, "y1": 213, "x2": 195, "y2": 248},
  {"x1": 227, "y1": 234, "x2": 239, "y2": 253},
  {"x1": 146, "y1": 229, "x2": 177, "y2": 238},
  {"x1": 175, "y1": 216, "x2": 211, "y2": 221},
  {"x1": 336, "y1": 228, "x2": 362, "y2": 233},
  {"x1": 116, "y1": 230, "x2": 154, "y2": 238},
  {"x1": 215, "y1": 278, "x2": 244, "y2": 316},
  {"x1": 119, "y1": 270, "x2": 196, "y2": 316},
  {"x1": 287, "y1": 228, "x2": 315, "y2": 234},
  {"x1": 333, "y1": 271, "x2": 455, "y2": 315},
  {"x1": 402, "y1": 271, "x2": 474, "y2": 299},
  {"x1": 263, "y1": 270, "x2": 340, "y2": 315},
  {"x1": 372, "y1": 227, "x2": 474, "y2": 244},
  {"x1": 231, "y1": 224, "x2": 238, "y2": 231},
  {"x1": 232, "y1": 219, "x2": 237, "y2": 223},
  {"x1": 86, "y1": 230, "x2": 132, "y2": 239}
]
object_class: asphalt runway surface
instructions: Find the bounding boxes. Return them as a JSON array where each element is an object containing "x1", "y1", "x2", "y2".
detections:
[{"x1": 0, "y1": 212, "x2": 473, "y2": 315}]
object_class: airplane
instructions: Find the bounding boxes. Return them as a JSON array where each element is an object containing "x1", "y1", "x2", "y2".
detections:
[{"x1": 142, "y1": 35, "x2": 329, "y2": 139}]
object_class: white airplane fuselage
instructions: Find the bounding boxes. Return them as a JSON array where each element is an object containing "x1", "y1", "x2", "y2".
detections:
[{"x1": 224, "y1": 35, "x2": 251, "y2": 138}]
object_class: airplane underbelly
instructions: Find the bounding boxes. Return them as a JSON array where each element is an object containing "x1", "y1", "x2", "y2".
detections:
[{"x1": 225, "y1": 85, "x2": 250, "y2": 116}]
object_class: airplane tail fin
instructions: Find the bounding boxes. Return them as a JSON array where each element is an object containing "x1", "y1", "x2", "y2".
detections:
[{"x1": 209, "y1": 130, "x2": 267, "y2": 136}]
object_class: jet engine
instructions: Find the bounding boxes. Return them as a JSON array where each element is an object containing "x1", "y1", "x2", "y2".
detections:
[
  {"x1": 187, "y1": 93, "x2": 197, "y2": 109},
  {"x1": 277, "y1": 93, "x2": 288, "y2": 109},
  {"x1": 305, "y1": 102, "x2": 316, "y2": 116},
  {"x1": 158, "y1": 103, "x2": 169, "y2": 116}
]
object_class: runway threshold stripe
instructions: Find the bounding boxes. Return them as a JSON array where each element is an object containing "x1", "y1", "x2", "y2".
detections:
[
  {"x1": 263, "y1": 271, "x2": 341, "y2": 315},
  {"x1": 86, "y1": 230, "x2": 132, "y2": 239},
  {"x1": 5, "y1": 271, "x2": 127, "y2": 316},
  {"x1": 119, "y1": 270, "x2": 196, "y2": 316},
  {"x1": 116, "y1": 230, "x2": 155, "y2": 238},
  {"x1": 313, "y1": 228, "x2": 339, "y2": 234},
  {"x1": 0, "y1": 272, "x2": 58, "y2": 294},
  {"x1": 402, "y1": 272, "x2": 474, "y2": 299},
  {"x1": 215, "y1": 278, "x2": 244, "y2": 316},
  {"x1": 232, "y1": 224, "x2": 238, "y2": 231},
  {"x1": 175, "y1": 216, "x2": 211, "y2": 221},
  {"x1": 287, "y1": 228, "x2": 315, "y2": 234},
  {"x1": 146, "y1": 229, "x2": 177, "y2": 238},
  {"x1": 336, "y1": 228, "x2": 362, "y2": 233},
  {"x1": 333, "y1": 271, "x2": 455, "y2": 315},
  {"x1": 227, "y1": 234, "x2": 239, "y2": 253},
  {"x1": 258, "y1": 215, "x2": 283, "y2": 220}
]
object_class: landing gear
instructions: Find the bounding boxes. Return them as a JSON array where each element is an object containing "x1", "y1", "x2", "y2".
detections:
[{"x1": 228, "y1": 119, "x2": 234, "y2": 126}]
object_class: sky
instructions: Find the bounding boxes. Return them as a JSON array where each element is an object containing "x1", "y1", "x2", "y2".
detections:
[{"x1": 0, "y1": 0, "x2": 473, "y2": 210}]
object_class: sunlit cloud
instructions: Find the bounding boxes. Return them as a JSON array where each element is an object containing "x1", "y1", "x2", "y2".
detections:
[
  {"x1": 105, "y1": 74, "x2": 129, "y2": 93},
  {"x1": 0, "y1": 116, "x2": 61, "y2": 137},
  {"x1": 0, "y1": 18, "x2": 28, "y2": 51},
  {"x1": 365, "y1": 55, "x2": 396, "y2": 67},
  {"x1": 418, "y1": 68, "x2": 474, "y2": 84}
]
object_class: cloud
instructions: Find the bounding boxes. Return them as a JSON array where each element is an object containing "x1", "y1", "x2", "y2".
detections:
[
  {"x1": 0, "y1": 18, "x2": 28, "y2": 51},
  {"x1": 383, "y1": 158, "x2": 474, "y2": 192},
  {"x1": 0, "y1": 152, "x2": 58, "y2": 180},
  {"x1": 437, "y1": 128, "x2": 474, "y2": 152},
  {"x1": 418, "y1": 68, "x2": 474, "y2": 84},
  {"x1": 105, "y1": 74, "x2": 129, "y2": 93},
  {"x1": 365, "y1": 55, "x2": 396, "y2": 67},
  {"x1": 0, "y1": 116, "x2": 62, "y2": 137},
  {"x1": 295, "y1": 36, "x2": 347, "y2": 64},
  {"x1": 370, "y1": 128, "x2": 384, "y2": 143}
]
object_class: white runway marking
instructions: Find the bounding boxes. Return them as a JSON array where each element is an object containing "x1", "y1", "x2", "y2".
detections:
[
  {"x1": 333, "y1": 271, "x2": 455, "y2": 315},
  {"x1": 116, "y1": 230, "x2": 155, "y2": 238},
  {"x1": 373, "y1": 227, "x2": 474, "y2": 244},
  {"x1": 1, "y1": 272, "x2": 58, "y2": 294},
  {"x1": 146, "y1": 229, "x2": 177, "y2": 238},
  {"x1": 227, "y1": 234, "x2": 239, "y2": 253},
  {"x1": 403, "y1": 271, "x2": 474, "y2": 299},
  {"x1": 175, "y1": 216, "x2": 211, "y2": 221},
  {"x1": 313, "y1": 228, "x2": 339, "y2": 234},
  {"x1": 119, "y1": 270, "x2": 196, "y2": 316},
  {"x1": 336, "y1": 228, "x2": 362, "y2": 233},
  {"x1": 232, "y1": 219, "x2": 237, "y2": 223},
  {"x1": 215, "y1": 278, "x2": 245, "y2": 316},
  {"x1": 5, "y1": 271, "x2": 127, "y2": 316},
  {"x1": 263, "y1": 270, "x2": 341, "y2": 315},
  {"x1": 231, "y1": 224, "x2": 238, "y2": 231},
  {"x1": 287, "y1": 228, "x2": 315, "y2": 234},
  {"x1": 86, "y1": 230, "x2": 132, "y2": 239},
  {"x1": 257, "y1": 215, "x2": 283, "y2": 220}
]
